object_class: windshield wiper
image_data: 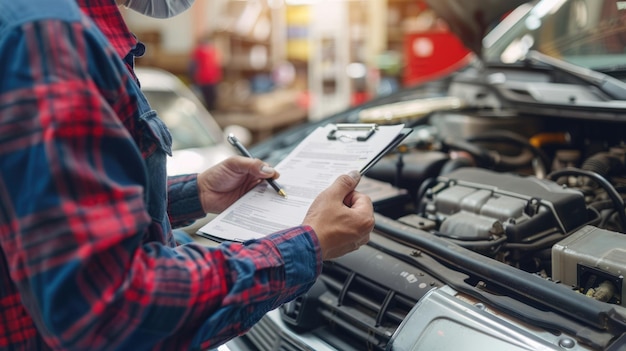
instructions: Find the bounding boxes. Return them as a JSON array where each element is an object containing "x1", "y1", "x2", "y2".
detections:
[{"x1": 524, "y1": 50, "x2": 626, "y2": 100}]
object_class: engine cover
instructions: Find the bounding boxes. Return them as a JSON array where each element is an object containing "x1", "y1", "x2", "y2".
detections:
[{"x1": 422, "y1": 168, "x2": 588, "y2": 243}]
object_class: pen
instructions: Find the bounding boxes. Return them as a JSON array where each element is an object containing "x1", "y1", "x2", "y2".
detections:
[{"x1": 227, "y1": 134, "x2": 287, "y2": 198}]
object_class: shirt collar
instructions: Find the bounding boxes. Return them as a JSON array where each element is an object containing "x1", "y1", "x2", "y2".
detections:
[{"x1": 77, "y1": 0, "x2": 138, "y2": 59}]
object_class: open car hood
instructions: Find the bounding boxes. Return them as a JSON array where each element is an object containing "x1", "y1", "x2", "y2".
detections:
[{"x1": 425, "y1": 0, "x2": 531, "y2": 56}]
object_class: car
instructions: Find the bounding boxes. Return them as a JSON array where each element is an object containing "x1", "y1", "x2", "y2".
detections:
[
  {"x1": 221, "y1": 0, "x2": 626, "y2": 350},
  {"x1": 135, "y1": 67, "x2": 255, "y2": 237},
  {"x1": 135, "y1": 67, "x2": 246, "y2": 176}
]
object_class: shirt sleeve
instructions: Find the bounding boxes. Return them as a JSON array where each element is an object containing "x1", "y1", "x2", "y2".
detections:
[
  {"x1": 167, "y1": 174, "x2": 206, "y2": 228},
  {"x1": 0, "y1": 17, "x2": 322, "y2": 351}
]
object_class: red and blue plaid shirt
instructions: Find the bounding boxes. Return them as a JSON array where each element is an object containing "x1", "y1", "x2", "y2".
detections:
[{"x1": 0, "y1": 0, "x2": 322, "y2": 350}]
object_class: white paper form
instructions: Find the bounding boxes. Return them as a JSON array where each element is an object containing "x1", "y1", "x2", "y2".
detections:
[{"x1": 197, "y1": 123, "x2": 405, "y2": 242}]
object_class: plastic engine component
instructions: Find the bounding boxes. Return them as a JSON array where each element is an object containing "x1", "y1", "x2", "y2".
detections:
[
  {"x1": 423, "y1": 168, "x2": 588, "y2": 242},
  {"x1": 552, "y1": 225, "x2": 626, "y2": 306}
]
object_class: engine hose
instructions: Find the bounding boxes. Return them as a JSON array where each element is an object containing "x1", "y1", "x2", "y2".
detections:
[
  {"x1": 547, "y1": 168, "x2": 626, "y2": 231},
  {"x1": 581, "y1": 152, "x2": 625, "y2": 177},
  {"x1": 415, "y1": 177, "x2": 438, "y2": 213},
  {"x1": 503, "y1": 233, "x2": 565, "y2": 250},
  {"x1": 494, "y1": 148, "x2": 534, "y2": 169},
  {"x1": 443, "y1": 138, "x2": 495, "y2": 167},
  {"x1": 590, "y1": 199, "x2": 622, "y2": 212},
  {"x1": 435, "y1": 234, "x2": 508, "y2": 249},
  {"x1": 439, "y1": 156, "x2": 474, "y2": 175},
  {"x1": 466, "y1": 130, "x2": 552, "y2": 174}
]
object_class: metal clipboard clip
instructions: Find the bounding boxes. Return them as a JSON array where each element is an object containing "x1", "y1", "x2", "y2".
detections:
[{"x1": 327, "y1": 123, "x2": 378, "y2": 142}]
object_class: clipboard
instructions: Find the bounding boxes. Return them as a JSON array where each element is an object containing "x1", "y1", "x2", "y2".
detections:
[
  {"x1": 324, "y1": 123, "x2": 413, "y2": 174},
  {"x1": 359, "y1": 127, "x2": 412, "y2": 174},
  {"x1": 327, "y1": 123, "x2": 378, "y2": 141},
  {"x1": 197, "y1": 123, "x2": 412, "y2": 242}
]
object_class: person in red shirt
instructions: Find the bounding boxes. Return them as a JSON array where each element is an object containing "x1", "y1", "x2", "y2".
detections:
[{"x1": 190, "y1": 35, "x2": 222, "y2": 111}]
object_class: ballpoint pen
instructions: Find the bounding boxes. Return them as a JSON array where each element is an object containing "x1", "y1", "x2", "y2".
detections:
[{"x1": 227, "y1": 133, "x2": 288, "y2": 198}]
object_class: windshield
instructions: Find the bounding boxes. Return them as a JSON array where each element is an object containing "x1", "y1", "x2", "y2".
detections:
[
  {"x1": 483, "y1": 0, "x2": 626, "y2": 71},
  {"x1": 142, "y1": 90, "x2": 219, "y2": 151}
]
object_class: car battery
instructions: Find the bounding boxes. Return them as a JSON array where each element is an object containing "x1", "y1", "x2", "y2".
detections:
[{"x1": 552, "y1": 225, "x2": 626, "y2": 306}]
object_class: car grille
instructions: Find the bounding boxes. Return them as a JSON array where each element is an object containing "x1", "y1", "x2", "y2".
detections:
[
  {"x1": 237, "y1": 242, "x2": 443, "y2": 351},
  {"x1": 242, "y1": 315, "x2": 316, "y2": 351},
  {"x1": 314, "y1": 262, "x2": 418, "y2": 350}
]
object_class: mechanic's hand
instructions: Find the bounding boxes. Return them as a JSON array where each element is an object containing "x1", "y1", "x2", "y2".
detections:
[
  {"x1": 303, "y1": 171, "x2": 374, "y2": 260},
  {"x1": 197, "y1": 156, "x2": 280, "y2": 213}
]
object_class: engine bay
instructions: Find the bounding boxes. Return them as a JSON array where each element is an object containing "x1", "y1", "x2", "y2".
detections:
[
  {"x1": 366, "y1": 104, "x2": 626, "y2": 305},
  {"x1": 237, "y1": 61, "x2": 626, "y2": 351}
]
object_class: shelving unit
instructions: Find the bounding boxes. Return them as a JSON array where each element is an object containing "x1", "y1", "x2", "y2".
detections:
[
  {"x1": 213, "y1": 0, "x2": 286, "y2": 81},
  {"x1": 375, "y1": 0, "x2": 427, "y2": 89},
  {"x1": 209, "y1": 0, "x2": 451, "y2": 124},
  {"x1": 210, "y1": 0, "x2": 307, "y2": 144},
  {"x1": 386, "y1": 0, "x2": 424, "y2": 53},
  {"x1": 126, "y1": 0, "x2": 468, "y2": 136}
]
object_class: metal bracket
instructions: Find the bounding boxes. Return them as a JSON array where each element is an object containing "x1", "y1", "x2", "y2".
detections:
[{"x1": 327, "y1": 123, "x2": 378, "y2": 141}]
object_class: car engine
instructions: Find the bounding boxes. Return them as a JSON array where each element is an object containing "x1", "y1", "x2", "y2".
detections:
[
  {"x1": 233, "y1": 69, "x2": 626, "y2": 351},
  {"x1": 368, "y1": 101, "x2": 626, "y2": 306}
]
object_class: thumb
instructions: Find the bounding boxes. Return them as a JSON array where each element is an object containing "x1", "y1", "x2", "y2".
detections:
[{"x1": 328, "y1": 170, "x2": 361, "y2": 197}]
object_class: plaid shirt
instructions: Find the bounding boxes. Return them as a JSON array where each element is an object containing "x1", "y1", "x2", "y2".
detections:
[{"x1": 0, "y1": 0, "x2": 322, "y2": 350}]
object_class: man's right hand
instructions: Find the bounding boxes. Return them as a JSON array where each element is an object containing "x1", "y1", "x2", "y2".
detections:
[{"x1": 302, "y1": 171, "x2": 375, "y2": 260}]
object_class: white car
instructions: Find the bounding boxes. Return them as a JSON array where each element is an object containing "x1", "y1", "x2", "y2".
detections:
[
  {"x1": 224, "y1": 0, "x2": 626, "y2": 350},
  {"x1": 135, "y1": 67, "x2": 253, "y2": 237},
  {"x1": 135, "y1": 67, "x2": 243, "y2": 176}
]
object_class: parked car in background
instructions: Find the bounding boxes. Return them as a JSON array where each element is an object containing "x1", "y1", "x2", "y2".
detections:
[
  {"x1": 136, "y1": 67, "x2": 254, "y2": 236},
  {"x1": 223, "y1": 0, "x2": 626, "y2": 350},
  {"x1": 135, "y1": 67, "x2": 244, "y2": 176}
]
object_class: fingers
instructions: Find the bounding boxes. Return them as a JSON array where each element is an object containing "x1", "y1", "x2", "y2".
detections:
[
  {"x1": 197, "y1": 156, "x2": 280, "y2": 213},
  {"x1": 303, "y1": 170, "x2": 374, "y2": 261},
  {"x1": 327, "y1": 170, "x2": 361, "y2": 200},
  {"x1": 221, "y1": 156, "x2": 280, "y2": 179},
  {"x1": 338, "y1": 170, "x2": 361, "y2": 190},
  {"x1": 246, "y1": 158, "x2": 280, "y2": 179},
  {"x1": 260, "y1": 164, "x2": 280, "y2": 179},
  {"x1": 348, "y1": 191, "x2": 374, "y2": 214}
]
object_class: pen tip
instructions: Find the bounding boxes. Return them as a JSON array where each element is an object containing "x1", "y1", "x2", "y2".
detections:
[{"x1": 278, "y1": 189, "x2": 287, "y2": 198}]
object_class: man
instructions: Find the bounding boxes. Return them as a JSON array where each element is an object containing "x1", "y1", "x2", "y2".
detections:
[
  {"x1": 190, "y1": 35, "x2": 222, "y2": 111},
  {"x1": 0, "y1": 0, "x2": 374, "y2": 350}
]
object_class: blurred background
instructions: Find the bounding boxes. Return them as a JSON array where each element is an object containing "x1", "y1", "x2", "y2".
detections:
[{"x1": 122, "y1": 0, "x2": 471, "y2": 146}]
